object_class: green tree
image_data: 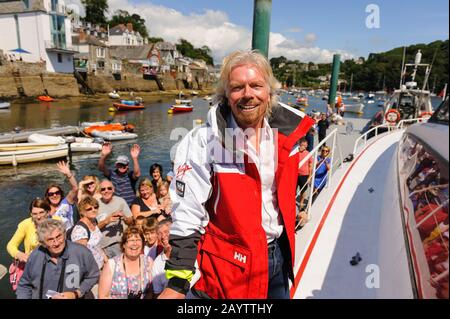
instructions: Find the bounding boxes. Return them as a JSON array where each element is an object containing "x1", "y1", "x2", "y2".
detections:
[
  {"x1": 148, "y1": 37, "x2": 165, "y2": 44},
  {"x1": 176, "y1": 39, "x2": 214, "y2": 65},
  {"x1": 109, "y1": 10, "x2": 149, "y2": 38},
  {"x1": 82, "y1": 0, "x2": 108, "y2": 26}
]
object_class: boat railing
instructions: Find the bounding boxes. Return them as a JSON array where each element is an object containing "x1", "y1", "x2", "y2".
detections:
[
  {"x1": 352, "y1": 123, "x2": 396, "y2": 155},
  {"x1": 353, "y1": 117, "x2": 427, "y2": 156},
  {"x1": 296, "y1": 128, "x2": 343, "y2": 224},
  {"x1": 396, "y1": 117, "x2": 427, "y2": 129}
]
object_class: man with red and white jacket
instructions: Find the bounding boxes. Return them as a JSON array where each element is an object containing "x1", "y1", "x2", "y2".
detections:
[{"x1": 159, "y1": 51, "x2": 314, "y2": 299}]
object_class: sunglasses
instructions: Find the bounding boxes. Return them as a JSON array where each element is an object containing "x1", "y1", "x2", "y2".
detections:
[
  {"x1": 84, "y1": 206, "x2": 99, "y2": 212},
  {"x1": 322, "y1": 150, "x2": 330, "y2": 153},
  {"x1": 85, "y1": 182, "x2": 95, "y2": 187},
  {"x1": 117, "y1": 164, "x2": 129, "y2": 169},
  {"x1": 47, "y1": 190, "x2": 62, "y2": 197},
  {"x1": 100, "y1": 187, "x2": 113, "y2": 192}
]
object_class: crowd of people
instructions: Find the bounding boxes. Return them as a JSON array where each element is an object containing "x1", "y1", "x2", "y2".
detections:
[
  {"x1": 295, "y1": 112, "x2": 332, "y2": 229},
  {"x1": 4, "y1": 50, "x2": 341, "y2": 300},
  {"x1": 7, "y1": 142, "x2": 179, "y2": 299}
]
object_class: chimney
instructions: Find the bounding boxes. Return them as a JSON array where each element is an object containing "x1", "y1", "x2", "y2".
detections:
[{"x1": 126, "y1": 23, "x2": 133, "y2": 32}]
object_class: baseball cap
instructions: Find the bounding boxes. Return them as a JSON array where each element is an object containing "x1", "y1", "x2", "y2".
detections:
[{"x1": 115, "y1": 155, "x2": 130, "y2": 165}]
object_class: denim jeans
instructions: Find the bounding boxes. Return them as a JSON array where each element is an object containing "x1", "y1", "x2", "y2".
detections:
[{"x1": 267, "y1": 238, "x2": 290, "y2": 299}]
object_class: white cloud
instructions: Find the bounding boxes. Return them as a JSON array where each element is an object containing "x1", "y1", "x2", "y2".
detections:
[
  {"x1": 107, "y1": 0, "x2": 354, "y2": 64},
  {"x1": 304, "y1": 33, "x2": 317, "y2": 44}
]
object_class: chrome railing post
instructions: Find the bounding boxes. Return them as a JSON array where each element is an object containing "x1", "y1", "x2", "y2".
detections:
[{"x1": 326, "y1": 130, "x2": 337, "y2": 189}]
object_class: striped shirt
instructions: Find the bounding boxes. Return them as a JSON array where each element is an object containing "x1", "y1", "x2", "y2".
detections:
[{"x1": 108, "y1": 169, "x2": 138, "y2": 206}]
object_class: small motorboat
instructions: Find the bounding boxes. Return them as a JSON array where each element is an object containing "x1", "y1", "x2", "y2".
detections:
[
  {"x1": 170, "y1": 100, "x2": 194, "y2": 113},
  {"x1": 0, "y1": 101, "x2": 10, "y2": 109},
  {"x1": 343, "y1": 103, "x2": 365, "y2": 114},
  {"x1": 37, "y1": 95, "x2": 55, "y2": 102},
  {"x1": 0, "y1": 144, "x2": 68, "y2": 166},
  {"x1": 89, "y1": 130, "x2": 138, "y2": 141},
  {"x1": 108, "y1": 91, "x2": 120, "y2": 99},
  {"x1": 27, "y1": 134, "x2": 102, "y2": 152},
  {"x1": 113, "y1": 102, "x2": 145, "y2": 111}
]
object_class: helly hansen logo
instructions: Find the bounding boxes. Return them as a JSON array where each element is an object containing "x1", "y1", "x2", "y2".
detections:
[{"x1": 234, "y1": 251, "x2": 247, "y2": 264}]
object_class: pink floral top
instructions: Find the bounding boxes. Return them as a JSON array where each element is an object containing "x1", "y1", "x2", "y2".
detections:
[{"x1": 109, "y1": 254, "x2": 153, "y2": 299}]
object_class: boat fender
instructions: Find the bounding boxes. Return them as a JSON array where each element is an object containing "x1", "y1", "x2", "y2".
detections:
[{"x1": 384, "y1": 109, "x2": 401, "y2": 123}]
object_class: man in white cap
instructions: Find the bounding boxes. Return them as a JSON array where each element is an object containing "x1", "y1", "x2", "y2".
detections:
[{"x1": 98, "y1": 142, "x2": 141, "y2": 206}]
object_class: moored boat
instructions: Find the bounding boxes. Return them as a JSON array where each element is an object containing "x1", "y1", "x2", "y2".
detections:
[
  {"x1": 113, "y1": 102, "x2": 145, "y2": 111},
  {"x1": 84, "y1": 123, "x2": 135, "y2": 135},
  {"x1": 37, "y1": 95, "x2": 54, "y2": 102},
  {"x1": 27, "y1": 134, "x2": 102, "y2": 152},
  {"x1": 0, "y1": 101, "x2": 10, "y2": 109},
  {"x1": 108, "y1": 91, "x2": 120, "y2": 99},
  {"x1": 0, "y1": 142, "x2": 60, "y2": 152},
  {"x1": 170, "y1": 99, "x2": 194, "y2": 113},
  {"x1": 0, "y1": 144, "x2": 68, "y2": 166},
  {"x1": 343, "y1": 102, "x2": 365, "y2": 114},
  {"x1": 89, "y1": 130, "x2": 138, "y2": 141},
  {"x1": 171, "y1": 104, "x2": 193, "y2": 113}
]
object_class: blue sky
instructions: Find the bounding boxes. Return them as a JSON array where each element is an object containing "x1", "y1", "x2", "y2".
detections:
[{"x1": 107, "y1": 0, "x2": 449, "y2": 63}]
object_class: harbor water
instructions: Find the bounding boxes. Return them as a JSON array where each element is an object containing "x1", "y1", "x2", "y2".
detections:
[{"x1": 0, "y1": 93, "x2": 444, "y2": 298}]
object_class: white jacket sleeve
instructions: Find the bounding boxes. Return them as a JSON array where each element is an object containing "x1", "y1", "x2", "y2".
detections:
[{"x1": 169, "y1": 126, "x2": 213, "y2": 238}]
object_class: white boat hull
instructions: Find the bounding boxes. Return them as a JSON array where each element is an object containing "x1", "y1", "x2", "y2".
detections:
[
  {"x1": 90, "y1": 130, "x2": 137, "y2": 141},
  {"x1": 108, "y1": 92, "x2": 120, "y2": 99},
  {"x1": 0, "y1": 145, "x2": 68, "y2": 166},
  {"x1": 344, "y1": 103, "x2": 365, "y2": 114},
  {"x1": 27, "y1": 134, "x2": 102, "y2": 152},
  {"x1": 0, "y1": 102, "x2": 10, "y2": 109},
  {"x1": 0, "y1": 142, "x2": 60, "y2": 151}
]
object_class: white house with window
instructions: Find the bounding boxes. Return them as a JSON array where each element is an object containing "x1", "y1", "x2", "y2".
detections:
[
  {"x1": 72, "y1": 31, "x2": 120, "y2": 76},
  {"x1": 0, "y1": 0, "x2": 77, "y2": 73},
  {"x1": 108, "y1": 23, "x2": 144, "y2": 46}
]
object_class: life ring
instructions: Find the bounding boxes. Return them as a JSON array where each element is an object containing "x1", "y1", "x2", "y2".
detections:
[
  {"x1": 419, "y1": 111, "x2": 433, "y2": 119},
  {"x1": 385, "y1": 109, "x2": 401, "y2": 123}
]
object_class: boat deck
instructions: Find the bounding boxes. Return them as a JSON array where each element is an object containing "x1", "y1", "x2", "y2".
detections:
[{"x1": 291, "y1": 126, "x2": 413, "y2": 298}]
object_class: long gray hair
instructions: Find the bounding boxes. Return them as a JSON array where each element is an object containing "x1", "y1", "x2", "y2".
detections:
[
  {"x1": 37, "y1": 219, "x2": 66, "y2": 246},
  {"x1": 215, "y1": 50, "x2": 281, "y2": 118}
]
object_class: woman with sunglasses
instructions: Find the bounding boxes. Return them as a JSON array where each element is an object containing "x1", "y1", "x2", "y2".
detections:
[
  {"x1": 313, "y1": 146, "x2": 332, "y2": 200},
  {"x1": 7, "y1": 198, "x2": 57, "y2": 263},
  {"x1": 131, "y1": 178, "x2": 161, "y2": 219},
  {"x1": 70, "y1": 196, "x2": 107, "y2": 270},
  {"x1": 98, "y1": 226, "x2": 154, "y2": 299},
  {"x1": 77, "y1": 175, "x2": 101, "y2": 203},
  {"x1": 44, "y1": 161, "x2": 78, "y2": 229}
]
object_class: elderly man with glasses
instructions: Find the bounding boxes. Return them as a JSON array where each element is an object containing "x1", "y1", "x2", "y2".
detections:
[
  {"x1": 96, "y1": 180, "x2": 134, "y2": 259},
  {"x1": 16, "y1": 219, "x2": 99, "y2": 299},
  {"x1": 98, "y1": 142, "x2": 141, "y2": 206}
]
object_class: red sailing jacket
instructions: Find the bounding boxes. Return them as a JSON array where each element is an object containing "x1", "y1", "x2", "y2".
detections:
[{"x1": 167, "y1": 103, "x2": 314, "y2": 299}]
